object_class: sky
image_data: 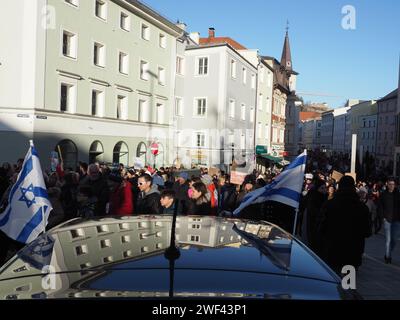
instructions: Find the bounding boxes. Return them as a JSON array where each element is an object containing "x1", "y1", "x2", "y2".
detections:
[{"x1": 142, "y1": 0, "x2": 400, "y2": 108}]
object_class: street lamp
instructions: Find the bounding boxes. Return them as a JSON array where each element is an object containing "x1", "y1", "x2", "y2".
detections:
[{"x1": 231, "y1": 143, "x2": 235, "y2": 165}]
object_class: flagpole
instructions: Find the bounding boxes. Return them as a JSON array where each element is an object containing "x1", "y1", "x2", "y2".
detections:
[{"x1": 292, "y1": 207, "x2": 299, "y2": 236}]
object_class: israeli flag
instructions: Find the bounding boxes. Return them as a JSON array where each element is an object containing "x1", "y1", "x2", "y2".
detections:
[
  {"x1": 0, "y1": 141, "x2": 53, "y2": 244},
  {"x1": 233, "y1": 150, "x2": 307, "y2": 216}
]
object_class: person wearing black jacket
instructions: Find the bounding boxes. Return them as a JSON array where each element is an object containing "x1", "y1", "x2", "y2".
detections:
[
  {"x1": 136, "y1": 174, "x2": 161, "y2": 215},
  {"x1": 378, "y1": 178, "x2": 400, "y2": 264},
  {"x1": 187, "y1": 182, "x2": 211, "y2": 215},
  {"x1": 319, "y1": 176, "x2": 371, "y2": 274},
  {"x1": 172, "y1": 172, "x2": 191, "y2": 214}
]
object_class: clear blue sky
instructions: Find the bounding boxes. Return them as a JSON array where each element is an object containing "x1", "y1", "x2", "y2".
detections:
[{"x1": 142, "y1": 0, "x2": 400, "y2": 108}]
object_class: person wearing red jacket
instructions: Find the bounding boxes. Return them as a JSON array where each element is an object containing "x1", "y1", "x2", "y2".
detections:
[{"x1": 108, "y1": 174, "x2": 133, "y2": 216}]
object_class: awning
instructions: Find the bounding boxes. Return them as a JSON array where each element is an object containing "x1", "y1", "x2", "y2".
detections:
[{"x1": 259, "y1": 153, "x2": 282, "y2": 163}]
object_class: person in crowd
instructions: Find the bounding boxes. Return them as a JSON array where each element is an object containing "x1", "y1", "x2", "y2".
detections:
[
  {"x1": 60, "y1": 172, "x2": 79, "y2": 220},
  {"x1": 126, "y1": 168, "x2": 140, "y2": 211},
  {"x1": 80, "y1": 164, "x2": 110, "y2": 217},
  {"x1": 236, "y1": 176, "x2": 256, "y2": 207},
  {"x1": 377, "y1": 178, "x2": 400, "y2": 264},
  {"x1": 1, "y1": 162, "x2": 14, "y2": 180},
  {"x1": 160, "y1": 189, "x2": 179, "y2": 215},
  {"x1": 302, "y1": 173, "x2": 314, "y2": 196},
  {"x1": 0, "y1": 168, "x2": 10, "y2": 201},
  {"x1": 218, "y1": 174, "x2": 238, "y2": 214},
  {"x1": 327, "y1": 184, "x2": 336, "y2": 200},
  {"x1": 172, "y1": 172, "x2": 191, "y2": 214},
  {"x1": 319, "y1": 176, "x2": 372, "y2": 274},
  {"x1": 108, "y1": 173, "x2": 133, "y2": 216},
  {"x1": 79, "y1": 162, "x2": 88, "y2": 182},
  {"x1": 136, "y1": 174, "x2": 161, "y2": 215},
  {"x1": 303, "y1": 178, "x2": 328, "y2": 254},
  {"x1": 187, "y1": 182, "x2": 211, "y2": 215},
  {"x1": 76, "y1": 185, "x2": 97, "y2": 218},
  {"x1": 46, "y1": 179, "x2": 65, "y2": 230},
  {"x1": 201, "y1": 174, "x2": 218, "y2": 215}
]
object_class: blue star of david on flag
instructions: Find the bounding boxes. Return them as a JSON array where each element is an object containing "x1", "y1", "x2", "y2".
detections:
[{"x1": 19, "y1": 184, "x2": 37, "y2": 208}]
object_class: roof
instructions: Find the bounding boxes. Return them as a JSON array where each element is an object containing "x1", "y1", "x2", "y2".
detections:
[
  {"x1": 300, "y1": 112, "x2": 322, "y2": 121},
  {"x1": 123, "y1": 0, "x2": 184, "y2": 35},
  {"x1": 199, "y1": 36, "x2": 247, "y2": 50},
  {"x1": 378, "y1": 89, "x2": 398, "y2": 102}
]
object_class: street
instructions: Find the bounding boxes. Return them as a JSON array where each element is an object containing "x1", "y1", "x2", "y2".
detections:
[{"x1": 358, "y1": 232, "x2": 400, "y2": 299}]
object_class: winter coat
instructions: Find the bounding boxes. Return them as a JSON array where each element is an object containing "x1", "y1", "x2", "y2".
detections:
[
  {"x1": 136, "y1": 185, "x2": 161, "y2": 215},
  {"x1": 319, "y1": 189, "x2": 372, "y2": 273},
  {"x1": 172, "y1": 181, "x2": 191, "y2": 214},
  {"x1": 305, "y1": 189, "x2": 327, "y2": 255},
  {"x1": 219, "y1": 184, "x2": 238, "y2": 213},
  {"x1": 377, "y1": 190, "x2": 400, "y2": 223},
  {"x1": 109, "y1": 181, "x2": 133, "y2": 216},
  {"x1": 80, "y1": 176, "x2": 110, "y2": 217}
]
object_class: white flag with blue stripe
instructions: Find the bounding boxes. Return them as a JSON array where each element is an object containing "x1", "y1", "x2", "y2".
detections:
[
  {"x1": 0, "y1": 141, "x2": 53, "y2": 244},
  {"x1": 233, "y1": 150, "x2": 307, "y2": 216}
]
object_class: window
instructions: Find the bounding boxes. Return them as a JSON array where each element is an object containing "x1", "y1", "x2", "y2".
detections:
[
  {"x1": 119, "y1": 52, "x2": 129, "y2": 74},
  {"x1": 75, "y1": 245, "x2": 88, "y2": 256},
  {"x1": 194, "y1": 98, "x2": 206, "y2": 117},
  {"x1": 196, "y1": 57, "x2": 208, "y2": 75},
  {"x1": 279, "y1": 129, "x2": 284, "y2": 143},
  {"x1": 267, "y1": 71, "x2": 272, "y2": 87},
  {"x1": 250, "y1": 107, "x2": 254, "y2": 123},
  {"x1": 265, "y1": 124, "x2": 269, "y2": 140},
  {"x1": 95, "y1": 0, "x2": 107, "y2": 20},
  {"x1": 257, "y1": 123, "x2": 262, "y2": 139},
  {"x1": 60, "y1": 83, "x2": 71, "y2": 112},
  {"x1": 229, "y1": 100, "x2": 235, "y2": 119},
  {"x1": 175, "y1": 97, "x2": 183, "y2": 116},
  {"x1": 260, "y1": 66, "x2": 265, "y2": 83},
  {"x1": 189, "y1": 235, "x2": 200, "y2": 242},
  {"x1": 93, "y1": 42, "x2": 105, "y2": 67},
  {"x1": 156, "y1": 103, "x2": 164, "y2": 124},
  {"x1": 195, "y1": 132, "x2": 205, "y2": 148},
  {"x1": 121, "y1": 235, "x2": 130, "y2": 243},
  {"x1": 141, "y1": 24, "x2": 150, "y2": 40},
  {"x1": 240, "y1": 134, "x2": 245, "y2": 150},
  {"x1": 228, "y1": 132, "x2": 234, "y2": 145},
  {"x1": 138, "y1": 99, "x2": 148, "y2": 122},
  {"x1": 62, "y1": 30, "x2": 77, "y2": 59},
  {"x1": 242, "y1": 68, "x2": 247, "y2": 84},
  {"x1": 251, "y1": 74, "x2": 256, "y2": 89},
  {"x1": 100, "y1": 239, "x2": 111, "y2": 249},
  {"x1": 117, "y1": 95, "x2": 127, "y2": 120},
  {"x1": 158, "y1": 66, "x2": 166, "y2": 85},
  {"x1": 140, "y1": 60, "x2": 149, "y2": 80},
  {"x1": 176, "y1": 56, "x2": 184, "y2": 75},
  {"x1": 241, "y1": 104, "x2": 246, "y2": 121},
  {"x1": 91, "y1": 89, "x2": 104, "y2": 117},
  {"x1": 120, "y1": 12, "x2": 130, "y2": 31},
  {"x1": 230, "y1": 59, "x2": 237, "y2": 78},
  {"x1": 258, "y1": 94, "x2": 263, "y2": 111},
  {"x1": 65, "y1": 0, "x2": 78, "y2": 7},
  {"x1": 272, "y1": 128, "x2": 278, "y2": 142},
  {"x1": 159, "y1": 33, "x2": 166, "y2": 48}
]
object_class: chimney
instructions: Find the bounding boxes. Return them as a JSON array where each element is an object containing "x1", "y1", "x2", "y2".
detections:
[
  {"x1": 189, "y1": 32, "x2": 200, "y2": 45},
  {"x1": 176, "y1": 21, "x2": 187, "y2": 31},
  {"x1": 208, "y1": 27, "x2": 215, "y2": 38}
]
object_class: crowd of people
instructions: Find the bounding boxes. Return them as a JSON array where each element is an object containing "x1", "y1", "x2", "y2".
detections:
[{"x1": 1, "y1": 152, "x2": 400, "y2": 275}]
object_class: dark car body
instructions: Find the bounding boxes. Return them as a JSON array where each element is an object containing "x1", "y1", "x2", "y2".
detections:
[{"x1": 0, "y1": 216, "x2": 360, "y2": 300}]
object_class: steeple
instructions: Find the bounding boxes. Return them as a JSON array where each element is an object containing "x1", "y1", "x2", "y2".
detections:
[{"x1": 281, "y1": 21, "x2": 293, "y2": 72}]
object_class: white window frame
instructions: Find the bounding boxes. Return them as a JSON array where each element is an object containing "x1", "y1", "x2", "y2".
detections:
[
  {"x1": 155, "y1": 102, "x2": 164, "y2": 124},
  {"x1": 193, "y1": 132, "x2": 206, "y2": 148},
  {"x1": 257, "y1": 122, "x2": 262, "y2": 139},
  {"x1": 175, "y1": 97, "x2": 184, "y2": 117},
  {"x1": 251, "y1": 73, "x2": 256, "y2": 89},
  {"x1": 138, "y1": 98, "x2": 149, "y2": 122},
  {"x1": 250, "y1": 107, "x2": 255, "y2": 123},
  {"x1": 159, "y1": 33, "x2": 167, "y2": 48},
  {"x1": 241, "y1": 104, "x2": 246, "y2": 121},
  {"x1": 260, "y1": 66, "x2": 265, "y2": 83},
  {"x1": 242, "y1": 67, "x2": 247, "y2": 84},
  {"x1": 229, "y1": 99, "x2": 235, "y2": 119},
  {"x1": 116, "y1": 94, "x2": 128, "y2": 120},
  {"x1": 91, "y1": 88, "x2": 105, "y2": 118},
  {"x1": 240, "y1": 134, "x2": 246, "y2": 150},
  {"x1": 193, "y1": 97, "x2": 207, "y2": 118},
  {"x1": 61, "y1": 28, "x2": 78, "y2": 60},
  {"x1": 65, "y1": 0, "x2": 79, "y2": 8},
  {"x1": 258, "y1": 93, "x2": 263, "y2": 111},
  {"x1": 141, "y1": 23, "x2": 150, "y2": 41},
  {"x1": 118, "y1": 51, "x2": 129, "y2": 75},
  {"x1": 195, "y1": 56, "x2": 209, "y2": 76},
  {"x1": 158, "y1": 65, "x2": 166, "y2": 86},
  {"x1": 279, "y1": 129, "x2": 285, "y2": 143},
  {"x1": 188, "y1": 235, "x2": 200, "y2": 242},
  {"x1": 120, "y1": 11, "x2": 130, "y2": 31},
  {"x1": 265, "y1": 124, "x2": 269, "y2": 140},
  {"x1": 176, "y1": 55, "x2": 185, "y2": 76},
  {"x1": 93, "y1": 41, "x2": 105, "y2": 68},
  {"x1": 94, "y1": 0, "x2": 107, "y2": 21},
  {"x1": 59, "y1": 80, "x2": 77, "y2": 114},
  {"x1": 139, "y1": 59, "x2": 149, "y2": 81},
  {"x1": 230, "y1": 59, "x2": 237, "y2": 79}
]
